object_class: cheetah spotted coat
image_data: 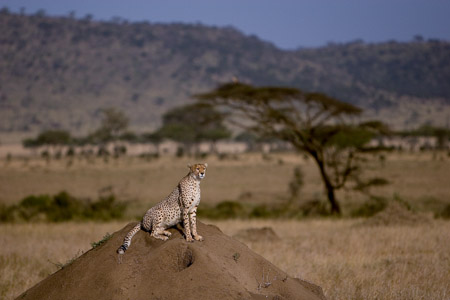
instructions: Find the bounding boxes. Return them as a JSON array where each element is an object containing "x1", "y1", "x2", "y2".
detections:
[{"x1": 117, "y1": 163, "x2": 207, "y2": 254}]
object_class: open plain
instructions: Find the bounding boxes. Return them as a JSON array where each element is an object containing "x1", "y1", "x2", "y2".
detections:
[{"x1": 1, "y1": 152, "x2": 450, "y2": 299}]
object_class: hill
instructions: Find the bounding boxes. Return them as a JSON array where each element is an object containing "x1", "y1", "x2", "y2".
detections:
[
  {"x1": 16, "y1": 221, "x2": 326, "y2": 300},
  {"x1": 1, "y1": 9, "x2": 450, "y2": 136}
]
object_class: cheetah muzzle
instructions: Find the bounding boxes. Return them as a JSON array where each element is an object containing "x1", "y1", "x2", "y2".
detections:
[{"x1": 117, "y1": 163, "x2": 208, "y2": 254}]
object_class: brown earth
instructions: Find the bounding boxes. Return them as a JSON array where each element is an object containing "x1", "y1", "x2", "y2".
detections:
[{"x1": 16, "y1": 221, "x2": 326, "y2": 300}]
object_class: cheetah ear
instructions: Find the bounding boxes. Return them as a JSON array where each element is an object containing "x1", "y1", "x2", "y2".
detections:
[
  {"x1": 204, "y1": 163, "x2": 208, "y2": 168},
  {"x1": 187, "y1": 164, "x2": 192, "y2": 169}
]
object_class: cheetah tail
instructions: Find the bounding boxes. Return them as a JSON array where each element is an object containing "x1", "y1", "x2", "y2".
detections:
[{"x1": 117, "y1": 223, "x2": 142, "y2": 254}]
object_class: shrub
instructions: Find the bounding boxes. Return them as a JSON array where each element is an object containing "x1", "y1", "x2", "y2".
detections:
[
  {"x1": 0, "y1": 191, "x2": 128, "y2": 223},
  {"x1": 199, "y1": 200, "x2": 331, "y2": 220},
  {"x1": 249, "y1": 205, "x2": 273, "y2": 218},
  {"x1": 351, "y1": 196, "x2": 388, "y2": 217},
  {"x1": 298, "y1": 200, "x2": 330, "y2": 217},
  {"x1": 436, "y1": 203, "x2": 450, "y2": 219},
  {"x1": 48, "y1": 191, "x2": 85, "y2": 221},
  {"x1": 0, "y1": 204, "x2": 16, "y2": 222},
  {"x1": 87, "y1": 195, "x2": 127, "y2": 221},
  {"x1": 199, "y1": 201, "x2": 246, "y2": 219}
]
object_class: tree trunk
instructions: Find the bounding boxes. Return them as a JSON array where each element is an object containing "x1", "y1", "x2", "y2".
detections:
[
  {"x1": 311, "y1": 151, "x2": 341, "y2": 215},
  {"x1": 325, "y1": 180, "x2": 341, "y2": 215}
]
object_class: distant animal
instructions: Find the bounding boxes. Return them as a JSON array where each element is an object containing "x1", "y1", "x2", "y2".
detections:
[{"x1": 117, "y1": 163, "x2": 208, "y2": 254}]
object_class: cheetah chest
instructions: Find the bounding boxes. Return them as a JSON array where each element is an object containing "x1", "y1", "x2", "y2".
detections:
[
  {"x1": 183, "y1": 182, "x2": 201, "y2": 211},
  {"x1": 189, "y1": 190, "x2": 201, "y2": 210}
]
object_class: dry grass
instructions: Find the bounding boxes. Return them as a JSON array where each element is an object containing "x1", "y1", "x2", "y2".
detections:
[
  {"x1": 211, "y1": 219, "x2": 450, "y2": 300},
  {"x1": 0, "y1": 154, "x2": 300, "y2": 208},
  {"x1": 1, "y1": 219, "x2": 449, "y2": 300},
  {"x1": 1, "y1": 152, "x2": 450, "y2": 299},
  {"x1": 0, "y1": 221, "x2": 128, "y2": 299},
  {"x1": 1, "y1": 152, "x2": 450, "y2": 215}
]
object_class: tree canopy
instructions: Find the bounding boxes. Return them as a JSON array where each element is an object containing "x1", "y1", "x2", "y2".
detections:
[
  {"x1": 89, "y1": 108, "x2": 129, "y2": 144},
  {"x1": 196, "y1": 82, "x2": 388, "y2": 214},
  {"x1": 23, "y1": 130, "x2": 72, "y2": 148},
  {"x1": 155, "y1": 103, "x2": 231, "y2": 152}
]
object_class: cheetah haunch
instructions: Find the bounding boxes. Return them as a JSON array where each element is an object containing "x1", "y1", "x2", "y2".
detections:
[{"x1": 117, "y1": 163, "x2": 207, "y2": 254}]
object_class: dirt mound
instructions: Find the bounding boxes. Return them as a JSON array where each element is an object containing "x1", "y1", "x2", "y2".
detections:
[
  {"x1": 17, "y1": 221, "x2": 325, "y2": 300},
  {"x1": 234, "y1": 227, "x2": 282, "y2": 243},
  {"x1": 361, "y1": 201, "x2": 432, "y2": 226}
]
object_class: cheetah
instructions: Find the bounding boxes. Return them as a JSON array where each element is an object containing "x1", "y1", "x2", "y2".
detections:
[{"x1": 117, "y1": 163, "x2": 207, "y2": 254}]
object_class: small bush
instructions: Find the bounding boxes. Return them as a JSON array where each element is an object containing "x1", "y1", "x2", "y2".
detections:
[
  {"x1": 435, "y1": 203, "x2": 450, "y2": 219},
  {"x1": 351, "y1": 196, "x2": 388, "y2": 217},
  {"x1": 249, "y1": 205, "x2": 272, "y2": 218},
  {"x1": 218, "y1": 153, "x2": 229, "y2": 160},
  {"x1": 48, "y1": 192, "x2": 85, "y2": 221},
  {"x1": 0, "y1": 191, "x2": 128, "y2": 223},
  {"x1": 298, "y1": 200, "x2": 330, "y2": 217},
  {"x1": 199, "y1": 201, "x2": 246, "y2": 219},
  {"x1": 87, "y1": 195, "x2": 127, "y2": 221},
  {"x1": 0, "y1": 204, "x2": 16, "y2": 222},
  {"x1": 199, "y1": 200, "x2": 331, "y2": 220}
]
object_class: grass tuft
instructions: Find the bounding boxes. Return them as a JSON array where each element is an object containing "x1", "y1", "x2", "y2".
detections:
[{"x1": 90, "y1": 232, "x2": 112, "y2": 249}]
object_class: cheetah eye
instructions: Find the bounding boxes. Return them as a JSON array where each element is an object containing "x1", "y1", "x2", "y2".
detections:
[{"x1": 196, "y1": 168, "x2": 199, "y2": 171}]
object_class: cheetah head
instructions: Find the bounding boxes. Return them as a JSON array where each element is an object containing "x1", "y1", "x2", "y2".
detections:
[{"x1": 188, "y1": 163, "x2": 208, "y2": 180}]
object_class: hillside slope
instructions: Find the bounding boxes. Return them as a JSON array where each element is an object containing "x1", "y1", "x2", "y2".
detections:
[{"x1": 1, "y1": 10, "x2": 449, "y2": 135}]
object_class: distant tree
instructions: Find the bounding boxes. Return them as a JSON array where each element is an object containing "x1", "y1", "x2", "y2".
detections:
[
  {"x1": 89, "y1": 108, "x2": 129, "y2": 144},
  {"x1": 413, "y1": 35, "x2": 424, "y2": 42},
  {"x1": 23, "y1": 130, "x2": 72, "y2": 159},
  {"x1": 23, "y1": 130, "x2": 71, "y2": 148},
  {"x1": 142, "y1": 131, "x2": 164, "y2": 155},
  {"x1": 119, "y1": 131, "x2": 139, "y2": 143},
  {"x1": 156, "y1": 103, "x2": 231, "y2": 155},
  {"x1": 0, "y1": 7, "x2": 10, "y2": 15},
  {"x1": 68, "y1": 10, "x2": 75, "y2": 19},
  {"x1": 398, "y1": 124, "x2": 450, "y2": 149},
  {"x1": 196, "y1": 82, "x2": 389, "y2": 214},
  {"x1": 83, "y1": 14, "x2": 93, "y2": 22},
  {"x1": 34, "y1": 9, "x2": 46, "y2": 17},
  {"x1": 234, "y1": 131, "x2": 258, "y2": 151}
]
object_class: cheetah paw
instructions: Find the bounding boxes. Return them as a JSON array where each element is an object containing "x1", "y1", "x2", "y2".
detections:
[{"x1": 194, "y1": 235, "x2": 204, "y2": 241}]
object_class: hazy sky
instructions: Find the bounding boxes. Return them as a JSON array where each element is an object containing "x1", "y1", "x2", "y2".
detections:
[{"x1": 2, "y1": 0, "x2": 450, "y2": 49}]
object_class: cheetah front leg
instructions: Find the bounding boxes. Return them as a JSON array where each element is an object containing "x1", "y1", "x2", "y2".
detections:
[
  {"x1": 190, "y1": 206, "x2": 203, "y2": 241},
  {"x1": 183, "y1": 208, "x2": 194, "y2": 242}
]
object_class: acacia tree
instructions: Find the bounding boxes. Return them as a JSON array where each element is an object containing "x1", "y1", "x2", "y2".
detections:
[
  {"x1": 142, "y1": 131, "x2": 164, "y2": 155},
  {"x1": 156, "y1": 103, "x2": 231, "y2": 155},
  {"x1": 23, "y1": 129, "x2": 72, "y2": 157},
  {"x1": 86, "y1": 108, "x2": 130, "y2": 157},
  {"x1": 90, "y1": 108, "x2": 129, "y2": 143},
  {"x1": 196, "y1": 82, "x2": 388, "y2": 214}
]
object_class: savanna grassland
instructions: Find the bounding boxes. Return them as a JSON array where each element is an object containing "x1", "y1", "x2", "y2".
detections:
[{"x1": 1, "y1": 152, "x2": 450, "y2": 299}]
